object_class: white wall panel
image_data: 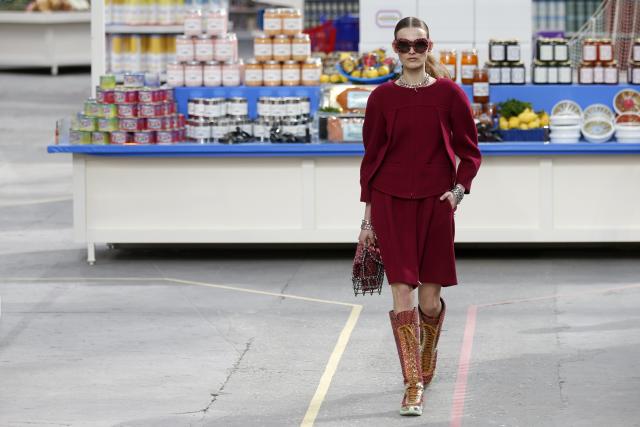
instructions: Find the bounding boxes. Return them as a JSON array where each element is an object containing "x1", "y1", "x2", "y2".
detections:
[
  {"x1": 359, "y1": 0, "x2": 419, "y2": 43},
  {"x1": 417, "y1": 0, "x2": 474, "y2": 43}
]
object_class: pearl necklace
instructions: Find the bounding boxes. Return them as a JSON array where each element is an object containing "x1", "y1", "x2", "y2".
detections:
[{"x1": 396, "y1": 73, "x2": 431, "y2": 92}]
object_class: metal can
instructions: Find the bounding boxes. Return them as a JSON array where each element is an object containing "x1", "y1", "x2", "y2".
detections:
[
  {"x1": 138, "y1": 87, "x2": 167, "y2": 103},
  {"x1": 188, "y1": 98, "x2": 207, "y2": 117},
  {"x1": 157, "y1": 130, "x2": 178, "y2": 144},
  {"x1": 117, "y1": 103, "x2": 139, "y2": 118},
  {"x1": 134, "y1": 130, "x2": 156, "y2": 144},
  {"x1": 300, "y1": 96, "x2": 310, "y2": 115},
  {"x1": 204, "y1": 98, "x2": 225, "y2": 118},
  {"x1": 211, "y1": 118, "x2": 228, "y2": 142},
  {"x1": 188, "y1": 118, "x2": 211, "y2": 143},
  {"x1": 123, "y1": 72, "x2": 145, "y2": 88},
  {"x1": 227, "y1": 97, "x2": 248, "y2": 116},
  {"x1": 146, "y1": 116, "x2": 165, "y2": 130},
  {"x1": 102, "y1": 103, "x2": 118, "y2": 118},
  {"x1": 119, "y1": 117, "x2": 146, "y2": 131},
  {"x1": 92, "y1": 131, "x2": 111, "y2": 145},
  {"x1": 96, "y1": 87, "x2": 115, "y2": 104},
  {"x1": 100, "y1": 74, "x2": 117, "y2": 90},
  {"x1": 284, "y1": 97, "x2": 300, "y2": 116},
  {"x1": 110, "y1": 131, "x2": 132, "y2": 144},
  {"x1": 114, "y1": 88, "x2": 139, "y2": 104},
  {"x1": 84, "y1": 99, "x2": 102, "y2": 117},
  {"x1": 257, "y1": 97, "x2": 271, "y2": 117},
  {"x1": 98, "y1": 117, "x2": 119, "y2": 132},
  {"x1": 273, "y1": 98, "x2": 287, "y2": 117},
  {"x1": 162, "y1": 102, "x2": 175, "y2": 115},
  {"x1": 78, "y1": 114, "x2": 97, "y2": 132},
  {"x1": 184, "y1": 61, "x2": 204, "y2": 87}
]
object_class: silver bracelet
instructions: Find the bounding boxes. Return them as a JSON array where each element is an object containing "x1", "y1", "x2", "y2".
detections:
[
  {"x1": 451, "y1": 184, "x2": 464, "y2": 205},
  {"x1": 361, "y1": 219, "x2": 373, "y2": 230}
]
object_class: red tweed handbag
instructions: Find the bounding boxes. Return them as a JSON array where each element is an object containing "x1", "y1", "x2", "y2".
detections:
[{"x1": 351, "y1": 241, "x2": 385, "y2": 296}]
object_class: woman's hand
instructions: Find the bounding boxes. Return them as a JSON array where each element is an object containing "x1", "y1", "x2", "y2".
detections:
[
  {"x1": 358, "y1": 228, "x2": 376, "y2": 248},
  {"x1": 440, "y1": 191, "x2": 458, "y2": 210}
]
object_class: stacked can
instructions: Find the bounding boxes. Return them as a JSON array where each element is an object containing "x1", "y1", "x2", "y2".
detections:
[
  {"x1": 167, "y1": 7, "x2": 239, "y2": 88},
  {"x1": 108, "y1": 34, "x2": 177, "y2": 77},
  {"x1": 106, "y1": 0, "x2": 186, "y2": 25},
  {"x1": 70, "y1": 74, "x2": 186, "y2": 145},
  {"x1": 255, "y1": 96, "x2": 310, "y2": 141},
  {"x1": 186, "y1": 96, "x2": 251, "y2": 143},
  {"x1": 246, "y1": 8, "x2": 321, "y2": 87}
]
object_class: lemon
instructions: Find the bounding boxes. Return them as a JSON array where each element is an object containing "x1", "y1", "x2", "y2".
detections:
[
  {"x1": 340, "y1": 74, "x2": 349, "y2": 83},
  {"x1": 320, "y1": 74, "x2": 330, "y2": 84},
  {"x1": 529, "y1": 119, "x2": 540, "y2": 129},
  {"x1": 377, "y1": 65, "x2": 390, "y2": 76},
  {"x1": 539, "y1": 113, "x2": 549, "y2": 126},
  {"x1": 499, "y1": 117, "x2": 509, "y2": 130},
  {"x1": 519, "y1": 123, "x2": 529, "y2": 130},
  {"x1": 363, "y1": 67, "x2": 379, "y2": 78},
  {"x1": 508, "y1": 116, "x2": 520, "y2": 128},
  {"x1": 351, "y1": 70, "x2": 362, "y2": 78}
]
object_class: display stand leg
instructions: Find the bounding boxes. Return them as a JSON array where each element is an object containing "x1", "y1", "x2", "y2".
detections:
[{"x1": 87, "y1": 243, "x2": 95, "y2": 265}]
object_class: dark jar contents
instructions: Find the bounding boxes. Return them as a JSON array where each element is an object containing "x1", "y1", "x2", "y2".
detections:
[{"x1": 472, "y1": 68, "x2": 489, "y2": 103}]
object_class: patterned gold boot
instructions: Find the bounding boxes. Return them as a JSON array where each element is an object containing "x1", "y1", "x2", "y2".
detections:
[
  {"x1": 389, "y1": 307, "x2": 424, "y2": 416},
  {"x1": 419, "y1": 297, "x2": 446, "y2": 386}
]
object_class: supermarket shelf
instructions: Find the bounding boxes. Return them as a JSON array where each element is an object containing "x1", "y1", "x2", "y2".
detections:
[
  {"x1": 0, "y1": 11, "x2": 90, "y2": 24},
  {"x1": 48, "y1": 142, "x2": 640, "y2": 157},
  {"x1": 106, "y1": 24, "x2": 183, "y2": 34},
  {"x1": 460, "y1": 83, "x2": 639, "y2": 112}
]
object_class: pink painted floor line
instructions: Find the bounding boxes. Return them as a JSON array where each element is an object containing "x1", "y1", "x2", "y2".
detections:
[{"x1": 449, "y1": 304, "x2": 478, "y2": 427}]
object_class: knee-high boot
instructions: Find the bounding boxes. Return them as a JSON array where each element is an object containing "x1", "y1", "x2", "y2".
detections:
[
  {"x1": 418, "y1": 297, "x2": 446, "y2": 385},
  {"x1": 389, "y1": 307, "x2": 424, "y2": 416}
]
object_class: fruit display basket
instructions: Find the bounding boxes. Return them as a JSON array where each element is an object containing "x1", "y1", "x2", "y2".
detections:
[
  {"x1": 336, "y1": 62, "x2": 398, "y2": 84},
  {"x1": 498, "y1": 128, "x2": 549, "y2": 142}
]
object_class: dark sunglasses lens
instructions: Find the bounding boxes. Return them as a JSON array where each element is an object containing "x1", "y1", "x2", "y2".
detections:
[
  {"x1": 414, "y1": 40, "x2": 429, "y2": 52},
  {"x1": 396, "y1": 41, "x2": 411, "y2": 53}
]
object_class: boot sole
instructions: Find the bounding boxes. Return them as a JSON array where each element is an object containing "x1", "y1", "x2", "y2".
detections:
[{"x1": 399, "y1": 406, "x2": 423, "y2": 416}]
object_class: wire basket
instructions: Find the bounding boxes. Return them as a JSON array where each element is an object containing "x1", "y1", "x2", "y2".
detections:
[{"x1": 351, "y1": 242, "x2": 385, "y2": 296}]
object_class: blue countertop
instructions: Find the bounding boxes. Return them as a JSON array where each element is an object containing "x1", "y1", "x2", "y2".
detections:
[{"x1": 47, "y1": 142, "x2": 640, "y2": 157}]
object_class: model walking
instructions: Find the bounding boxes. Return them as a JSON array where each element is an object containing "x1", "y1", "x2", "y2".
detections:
[{"x1": 358, "y1": 17, "x2": 482, "y2": 416}]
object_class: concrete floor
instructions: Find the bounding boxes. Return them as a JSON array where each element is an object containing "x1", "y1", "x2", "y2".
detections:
[{"x1": 1, "y1": 68, "x2": 640, "y2": 427}]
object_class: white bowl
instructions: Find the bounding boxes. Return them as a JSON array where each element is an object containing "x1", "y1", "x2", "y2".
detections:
[
  {"x1": 550, "y1": 124, "x2": 581, "y2": 138},
  {"x1": 614, "y1": 124, "x2": 640, "y2": 137},
  {"x1": 550, "y1": 115, "x2": 581, "y2": 126},
  {"x1": 582, "y1": 119, "x2": 614, "y2": 143},
  {"x1": 583, "y1": 104, "x2": 615, "y2": 122},
  {"x1": 550, "y1": 136, "x2": 580, "y2": 144},
  {"x1": 552, "y1": 100, "x2": 583, "y2": 118}
]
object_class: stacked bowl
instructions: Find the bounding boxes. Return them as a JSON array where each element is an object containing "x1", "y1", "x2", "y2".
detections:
[
  {"x1": 614, "y1": 113, "x2": 640, "y2": 143},
  {"x1": 581, "y1": 104, "x2": 615, "y2": 143},
  {"x1": 549, "y1": 100, "x2": 582, "y2": 143}
]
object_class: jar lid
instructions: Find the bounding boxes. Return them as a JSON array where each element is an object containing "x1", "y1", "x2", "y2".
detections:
[
  {"x1": 274, "y1": 34, "x2": 291, "y2": 40},
  {"x1": 245, "y1": 58, "x2": 260, "y2": 65},
  {"x1": 304, "y1": 57, "x2": 321, "y2": 64},
  {"x1": 229, "y1": 97, "x2": 247, "y2": 102},
  {"x1": 292, "y1": 33, "x2": 310, "y2": 40},
  {"x1": 197, "y1": 34, "x2": 212, "y2": 40},
  {"x1": 205, "y1": 60, "x2": 220, "y2": 65},
  {"x1": 255, "y1": 33, "x2": 271, "y2": 40},
  {"x1": 283, "y1": 60, "x2": 299, "y2": 65},
  {"x1": 264, "y1": 60, "x2": 281, "y2": 65},
  {"x1": 186, "y1": 60, "x2": 201, "y2": 65},
  {"x1": 600, "y1": 38, "x2": 612, "y2": 43}
]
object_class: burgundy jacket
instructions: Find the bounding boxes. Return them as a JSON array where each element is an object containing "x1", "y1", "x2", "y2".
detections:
[{"x1": 359, "y1": 78, "x2": 482, "y2": 203}]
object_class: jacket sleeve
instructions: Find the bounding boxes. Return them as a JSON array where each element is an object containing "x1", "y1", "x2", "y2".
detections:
[
  {"x1": 449, "y1": 83, "x2": 482, "y2": 194},
  {"x1": 360, "y1": 89, "x2": 387, "y2": 203}
]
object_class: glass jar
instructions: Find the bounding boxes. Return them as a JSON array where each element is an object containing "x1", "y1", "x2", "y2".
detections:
[
  {"x1": 263, "y1": 60, "x2": 282, "y2": 86},
  {"x1": 460, "y1": 49, "x2": 478, "y2": 84},
  {"x1": 593, "y1": 62, "x2": 604, "y2": 84},
  {"x1": 537, "y1": 37, "x2": 554, "y2": 62},
  {"x1": 633, "y1": 39, "x2": 640, "y2": 62},
  {"x1": 629, "y1": 62, "x2": 640, "y2": 84},
  {"x1": 533, "y1": 60, "x2": 547, "y2": 84},
  {"x1": 511, "y1": 62, "x2": 526, "y2": 84},
  {"x1": 203, "y1": 60, "x2": 222, "y2": 86},
  {"x1": 291, "y1": 33, "x2": 311, "y2": 62},
  {"x1": 166, "y1": 61, "x2": 184, "y2": 87},
  {"x1": 500, "y1": 63, "x2": 511, "y2": 84},
  {"x1": 558, "y1": 61, "x2": 572, "y2": 84},
  {"x1": 263, "y1": 8, "x2": 282, "y2": 37},
  {"x1": 472, "y1": 68, "x2": 489, "y2": 104},
  {"x1": 204, "y1": 98, "x2": 225, "y2": 118},
  {"x1": 579, "y1": 62, "x2": 594, "y2": 84},
  {"x1": 547, "y1": 62, "x2": 559, "y2": 84},
  {"x1": 301, "y1": 57, "x2": 322, "y2": 85},
  {"x1": 604, "y1": 61, "x2": 618, "y2": 84},
  {"x1": 244, "y1": 59, "x2": 263, "y2": 86},
  {"x1": 554, "y1": 38, "x2": 569, "y2": 62},
  {"x1": 439, "y1": 49, "x2": 457, "y2": 81},
  {"x1": 227, "y1": 97, "x2": 248, "y2": 116},
  {"x1": 184, "y1": 9, "x2": 203, "y2": 37},
  {"x1": 205, "y1": 8, "x2": 227, "y2": 37},
  {"x1": 598, "y1": 38, "x2": 614, "y2": 62},
  {"x1": 506, "y1": 40, "x2": 520, "y2": 62},
  {"x1": 184, "y1": 61, "x2": 203, "y2": 87},
  {"x1": 282, "y1": 8, "x2": 303, "y2": 36},
  {"x1": 214, "y1": 32, "x2": 237, "y2": 62},
  {"x1": 273, "y1": 34, "x2": 292, "y2": 62},
  {"x1": 489, "y1": 39, "x2": 506, "y2": 62},
  {"x1": 222, "y1": 60, "x2": 242, "y2": 86},
  {"x1": 582, "y1": 38, "x2": 598, "y2": 62},
  {"x1": 195, "y1": 35, "x2": 214, "y2": 62},
  {"x1": 282, "y1": 60, "x2": 301, "y2": 86},
  {"x1": 254, "y1": 33, "x2": 272, "y2": 62},
  {"x1": 176, "y1": 35, "x2": 194, "y2": 62},
  {"x1": 487, "y1": 62, "x2": 501, "y2": 84}
]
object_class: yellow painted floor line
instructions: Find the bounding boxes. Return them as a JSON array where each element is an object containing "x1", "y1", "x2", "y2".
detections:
[
  {"x1": 0, "y1": 276, "x2": 363, "y2": 426},
  {"x1": 301, "y1": 304, "x2": 363, "y2": 426}
]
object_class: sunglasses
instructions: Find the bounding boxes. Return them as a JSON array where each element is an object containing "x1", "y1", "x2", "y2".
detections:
[{"x1": 393, "y1": 38, "x2": 433, "y2": 54}]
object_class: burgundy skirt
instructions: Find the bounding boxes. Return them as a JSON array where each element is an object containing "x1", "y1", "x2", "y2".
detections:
[{"x1": 370, "y1": 187, "x2": 458, "y2": 288}]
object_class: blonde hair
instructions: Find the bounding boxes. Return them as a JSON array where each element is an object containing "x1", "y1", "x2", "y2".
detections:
[{"x1": 394, "y1": 16, "x2": 451, "y2": 79}]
